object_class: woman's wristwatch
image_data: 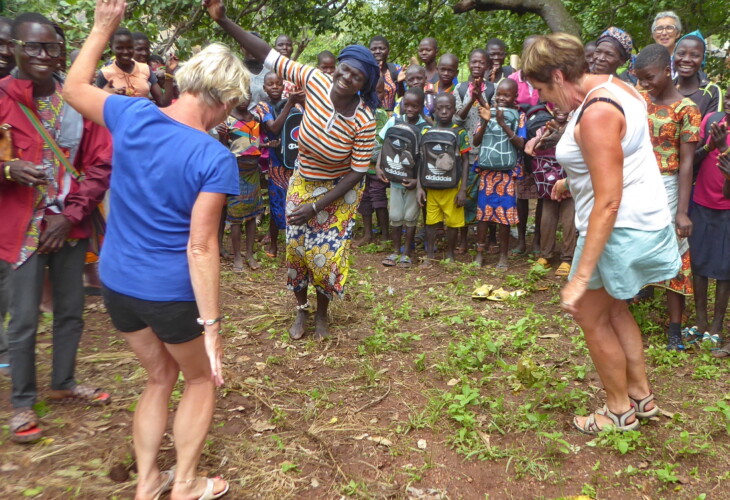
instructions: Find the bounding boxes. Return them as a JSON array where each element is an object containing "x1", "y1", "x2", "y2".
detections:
[{"x1": 197, "y1": 316, "x2": 222, "y2": 326}]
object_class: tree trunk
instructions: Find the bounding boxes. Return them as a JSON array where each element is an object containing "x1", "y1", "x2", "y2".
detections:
[{"x1": 453, "y1": 0, "x2": 581, "y2": 36}]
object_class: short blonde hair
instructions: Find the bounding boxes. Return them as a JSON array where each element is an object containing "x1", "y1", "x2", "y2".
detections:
[
  {"x1": 521, "y1": 32, "x2": 587, "y2": 84},
  {"x1": 175, "y1": 43, "x2": 250, "y2": 108}
]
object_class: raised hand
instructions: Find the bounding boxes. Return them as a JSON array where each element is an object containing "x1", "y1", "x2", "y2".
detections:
[
  {"x1": 709, "y1": 122, "x2": 728, "y2": 151},
  {"x1": 478, "y1": 103, "x2": 491, "y2": 122},
  {"x1": 202, "y1": 0, "x2": 227, "y2": 21},
  {"x1": 93, "y1": 0, "x2": 127, "y2": 36},
  {"x1": 166, "y1": 54, "x2": 179, "y2": 73},
  {"x1": 495, "y1": 107, "x2": 506, "y2": 128},
  {"x1": 289, "y1": 89, "x2": 305, "y2": 106}
]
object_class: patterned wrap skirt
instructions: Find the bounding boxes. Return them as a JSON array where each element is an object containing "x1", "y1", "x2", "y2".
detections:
[
  {"x1": 285, "y1": 169, "x2": 364, "y2": 299},
  {"x1": 475, "y1": 169, "x2": 519, "y2": 226},
  {"x1": 227, "y1": 162, "x2": 264, "y2": 224},
  {"x1": 652, "y1": 174, "x2": 692, "y2": 295},
  {"x1": 268, "y1": 164, "x2": 292, "y2": 230}
]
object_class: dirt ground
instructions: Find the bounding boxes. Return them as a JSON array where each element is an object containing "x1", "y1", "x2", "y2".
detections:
[{"x1": 1, "y1": 234, "x2": 729, "y2": 500}]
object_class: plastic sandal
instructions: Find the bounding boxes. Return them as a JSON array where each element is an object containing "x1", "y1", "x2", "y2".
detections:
[
  {"x1": 629, "y1": 393, "x2": 660, "y2": 419},
  {"x1": 198, "y1": 477, "x2": 229, "y2": 500},
  {"x1": 49, "y1": 384, "x2": 111, "y2": 406},
  {"x1": 9, "y1": 409, "x2": 43, "y2": 444},
  {"x1": 152, "y1": 470, "x2": 175, "y2": 500},
  {"x1": 533, "y1": 257, "x2": 552, "y2": 270},
  {"x1": 396, "y1": 255, "x2": 412, "y2": 269},
  {"x1": 471, "y1": 284, "x2": 494, "y2": 299},
  {"x1": 555, "y1": 262, "x2": 571, "y2": 277},
  {"x1": 711, "y1": 342, "x2": 730, "y2": 358},
  {"x1": 573, "y1": 405, "x2": 640, "y2": 435},
  {"x1": 382, "y1": 254, "x2": 398, "y2": 267}
]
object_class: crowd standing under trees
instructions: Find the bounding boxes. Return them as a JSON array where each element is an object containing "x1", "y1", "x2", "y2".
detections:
[{"x1": 0, "y1": 0, "x2": 729, "y2": 497}]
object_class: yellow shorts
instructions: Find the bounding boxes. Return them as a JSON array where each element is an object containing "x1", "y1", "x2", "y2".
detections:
[{"x1": 425, "y1": 184, "x2": 464, "y2": 228}]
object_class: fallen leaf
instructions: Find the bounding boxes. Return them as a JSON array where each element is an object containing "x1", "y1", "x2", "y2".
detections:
[
  {"x1": 353, "y1": 433, "x2": 369, "y2": 440},
  {"x1": 638, "y1": 461, "x2": 649, "y2": 469},
  {"x1": 446, "y1": 378, "x2": 459, "y2": 386},
  {"x1": 254, "y1": 362, "x2": 266, "y2": 371},
  {"x1": 228, "y1": 406, "x2": 246, "y2": 412},
  {"x1": 367, "y1": 436, "x2": 393, "y2": 446},
  {"x1": 659, "y1": 408, "x2": 676, "y2": 419},
  {"x1": 310, "y1": 477, "x2": 320, "y2": 488},
  {"x1": 328, "y1": 417, "x2": 338, "y2": 424},
  {"x1": 538, "y1": 334, "x2": 560, "y2": 339},
  {"x1": 1, "y1": 463, "x2": 19, "y2": 472},
  {"x1": 417, "y1": 439, "x2": 427, "y2": 450},
  {"x1": 369, "y1": 418, "x2": 378, "y2": 424},
  {"x1": 250, "y1": 418, "x2": 276, "y2": 432}
]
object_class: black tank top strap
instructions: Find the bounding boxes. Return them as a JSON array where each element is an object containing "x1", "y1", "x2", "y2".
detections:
[{"x1": 576, "y1": 97, "x2": 624, "y2": 123}]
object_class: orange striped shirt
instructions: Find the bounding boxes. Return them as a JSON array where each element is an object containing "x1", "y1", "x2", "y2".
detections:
[{"x1": 265, "y1": 50, "x2": 376, "y2": 180}]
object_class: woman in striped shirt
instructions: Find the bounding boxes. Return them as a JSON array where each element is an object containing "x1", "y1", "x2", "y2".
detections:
[{"x1": 205, "y1": 0, "x2": 378, "y2": 340}]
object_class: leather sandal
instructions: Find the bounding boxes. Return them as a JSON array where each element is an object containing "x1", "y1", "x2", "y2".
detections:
[
  {"x1": 573, "y1": 405, "x2": 640, "y2": 435},
  {"x1": 629, "y1": 393, "x2": 659, "y2": 419}
]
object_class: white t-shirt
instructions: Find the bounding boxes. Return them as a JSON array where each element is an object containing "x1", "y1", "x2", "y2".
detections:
[{"x1": 556, "y1": 76, "x2": 670, "y2": 233}]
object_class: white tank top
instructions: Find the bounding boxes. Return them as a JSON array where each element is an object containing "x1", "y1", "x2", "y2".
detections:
[{"x1": 555, "y1": 75, "x2": 670, "y2": 233}]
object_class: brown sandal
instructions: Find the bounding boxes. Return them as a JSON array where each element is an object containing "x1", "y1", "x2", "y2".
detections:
[{"x1": 49, "y1": 384, "x2": 111, "y2": 406}]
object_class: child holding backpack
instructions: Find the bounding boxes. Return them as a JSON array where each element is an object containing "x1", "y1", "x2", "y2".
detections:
[
  {"x1": 417, "y1": 93, "x2": 471, "y2": 267},
  {"x1": 257, "y1": 72, "x2": 305, "y2": 256},
  {"x1": 376, "y1": 88, "x2": 429, "y2": 268},
  {"x1": 525, "y1": 107, "x2": 576, "y2": 277},
  {"x1": 473, "y1": 79, "x2": 525, "y2": 270}
]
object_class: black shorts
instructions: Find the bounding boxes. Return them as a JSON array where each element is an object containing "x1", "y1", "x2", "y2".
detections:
[{"x1": 102, "y1": 285, "x2": 202, "y2": 344}]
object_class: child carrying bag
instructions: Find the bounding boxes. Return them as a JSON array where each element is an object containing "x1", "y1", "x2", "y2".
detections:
[
  {"x1": 477, "y1": 107, "x2": 519, "y2": 171},
  {"x1": 380, "y1": 118, "x2": 421, "y2": 182},
  {"x1": 419, "y1": 127, "x2": 461, "y2": 190}
]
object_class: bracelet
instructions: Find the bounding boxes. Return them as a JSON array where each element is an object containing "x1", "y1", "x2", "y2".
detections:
[
  {"x1": 196, "y1": 316, "x2": 222, "y2": 326},
  {"x1": 4, "y1": 164, "x2": 12, "y2": 181},
  {"x1": 703, "y1": 143, "x2": 711, "y2": 152},
  {"x1": 722, "y1": 147, "x2": 730, "y2": 156},
  {"x1": 164, "y1": 73, "x2": 175, "y2": 80},
  {"x1": 311, "y1": 202, "x2": 317, "y2": 213},
  {"x1": 507, "y1": 132, "x2": 516, "y2": 140},
  {"x1": 564, "y1": 178, "x2": 570, "y2": 192}
]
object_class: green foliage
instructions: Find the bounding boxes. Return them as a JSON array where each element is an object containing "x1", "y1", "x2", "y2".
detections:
[
  {"x1": 586, "y1": 428, "x2": 648, "y2": 455},
  {"x1": 703, "y1": 399, "x2": 730, "y2": 435}
]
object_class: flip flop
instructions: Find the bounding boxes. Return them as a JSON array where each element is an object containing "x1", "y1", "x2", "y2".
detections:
[
  {"x1": 397, "y1": 255, "x2": 412, "y2": 269},
  {"x1": 711, "y1": 342, "x2": 730, "y2": 358},
  {"x1": 382, "y1": 254, "x2": 399, "y2": 267},
  {"x1": 471, "y1": 284, "x2": 494, "y2": 299}
]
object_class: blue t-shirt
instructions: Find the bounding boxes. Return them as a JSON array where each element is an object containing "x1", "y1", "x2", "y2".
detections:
[{"x1": 100, "y1": 96, "x2": 238, "y2": 301}]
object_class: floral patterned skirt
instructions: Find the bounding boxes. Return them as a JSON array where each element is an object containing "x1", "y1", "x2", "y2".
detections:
[{"x1": 285, "y1": 170, "x2": 363, "y2": 299}]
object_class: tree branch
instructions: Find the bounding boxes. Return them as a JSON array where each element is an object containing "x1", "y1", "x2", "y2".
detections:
[{"x1": 453, "y1": 0, "x2": 581, "y2": 36}]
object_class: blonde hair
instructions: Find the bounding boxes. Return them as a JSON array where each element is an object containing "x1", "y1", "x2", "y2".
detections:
[
  {"x1": 175, "y1": 43, "x2": 250, "y2": 108},
  {"x1": 521, "y1": 32, "x2": 587, "y2": 84}
]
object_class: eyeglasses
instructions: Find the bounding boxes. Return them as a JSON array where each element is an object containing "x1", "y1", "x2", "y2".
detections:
[
  {"x1": 12, "y1": 40, "x2": 63, "y2": 58},
  {"x1": 653, "y1": 25, "x2": 678, "y2": 34}
]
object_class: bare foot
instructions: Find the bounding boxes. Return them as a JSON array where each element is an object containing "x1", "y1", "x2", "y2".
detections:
[
  {"x1": 232, "y1": 256, "x2": 244, "y2": 272},
  {"x1": 496, "y1": 256, "x2": 509, "y2": 270},
  {"x1": 289, "y1": 310, "x2": 308, "y2": 340},
  {"x1": 170, "y1": 477, "x2": 228, "y2": 500},
  {"x1": 474, "y1": 252, "x2": 484, "y2": 267},
  {"x1": 354, "y1": 236, "x2": 373, "y2": 247},
  {"x1": 314, "y1": 314, "x2": 330, "y2": 340},
  {"x1": 419, "y1": 259, "x2": 434, "y2": 269},
  {"x1": 246, "y1": 257, "x2": 260, "y2": 270}
]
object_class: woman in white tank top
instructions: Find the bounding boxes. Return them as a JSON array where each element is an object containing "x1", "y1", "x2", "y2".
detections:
[{"x1": 522, "y1": 33, "x2": 680, "y2": 435}]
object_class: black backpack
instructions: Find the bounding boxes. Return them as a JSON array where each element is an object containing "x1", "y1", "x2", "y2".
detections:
[
  {"x1": 380, "y1": 118, "x2": 421, "y2": 182},
  {"x1": 279, "y1": 107, "x2": 303, "y2": 169},
  {"x1": 420, "y1": 127, "x2": 462, "y2": 189},
  {"x1": 525, "y1": 103, "x2": 553, "y2": 140}
]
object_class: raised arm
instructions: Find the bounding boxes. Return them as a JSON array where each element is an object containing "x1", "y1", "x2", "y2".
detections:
[
  {"x1": 63, "y1": 0, "x2": 127, "y2": 126},
  {"x1": 204, "y1": 0, "x2": 271, "y2": 63}
]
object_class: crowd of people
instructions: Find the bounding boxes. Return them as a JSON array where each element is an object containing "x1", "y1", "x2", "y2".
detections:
[{"x1": 0, "y1": 0, "x2": 728, "y2": 497}]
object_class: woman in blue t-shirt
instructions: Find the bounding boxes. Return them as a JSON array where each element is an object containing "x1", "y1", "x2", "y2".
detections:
[{"x1": 63, "y1": 1, "x2": 247, "y2": 499}]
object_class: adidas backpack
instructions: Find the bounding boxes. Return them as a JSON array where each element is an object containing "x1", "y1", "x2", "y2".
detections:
[
  {"x1": 380, "y1": 119, "x2": 421, "y2": 182},
  {"x1": 279, "y1": 107, "x2": 303, "y2": 169},
  {"x1": 419, "y1": 127, "x2": 462, "y2": 190}
]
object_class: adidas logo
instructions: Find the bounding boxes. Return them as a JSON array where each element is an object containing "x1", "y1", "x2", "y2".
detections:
[
  {"x1": 432, "y1": 144, "x2": 444, "y2": 152},
  {"x1": 392, "y1": 139, "x2": 401, "y2": 147}
]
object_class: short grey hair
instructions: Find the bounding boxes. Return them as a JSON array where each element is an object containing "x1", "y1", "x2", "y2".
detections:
[
  {"x1": 651, "y1": 11, "x2": 682, "y2": 33},
  {"x1": 175, "y1": 43, "x2": 250, "y2": 108}
]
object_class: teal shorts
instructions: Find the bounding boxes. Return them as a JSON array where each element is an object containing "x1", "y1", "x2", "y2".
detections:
[{"x1": 569, "y1": 225, "x2": 680, "y2": 300}]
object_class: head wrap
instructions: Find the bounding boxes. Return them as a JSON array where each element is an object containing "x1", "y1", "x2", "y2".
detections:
[
  {"x1": 597, "y1": 27, "x2": 634, "y2": 63},
  {"x1": 675, "y1": 30, "x2": 706, "y2": 67},
  {"x1": 337, "y1": 45, "x2": 380, "y2": 112}
]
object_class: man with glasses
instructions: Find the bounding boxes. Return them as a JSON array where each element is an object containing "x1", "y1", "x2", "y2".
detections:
[{"x1": 0, "y1": 12, "x2": 112, "y2": 444}]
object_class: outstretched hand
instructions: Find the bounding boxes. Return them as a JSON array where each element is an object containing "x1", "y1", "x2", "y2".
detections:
[
  {"x1": 93, "y1": 0, "x2": 127, "y2": 36},
  {"x1": 203, "y1": 0, "x2": 227, "y2": 21}
]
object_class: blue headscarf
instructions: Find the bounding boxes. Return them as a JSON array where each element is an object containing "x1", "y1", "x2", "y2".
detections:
[
  {"x1": 675, "y1": 30, "x2": 706, "y2": 68},
  {"x1": 337, "y1": 45, "x2": 380, "y2": 112}
]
